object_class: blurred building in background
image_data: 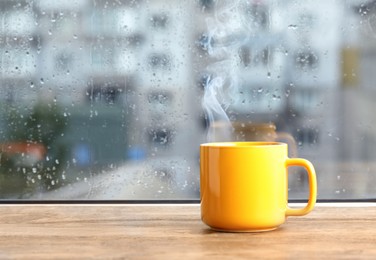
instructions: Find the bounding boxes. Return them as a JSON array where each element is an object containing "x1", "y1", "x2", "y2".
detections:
[{"x1": 0, "y1": 0, "x2": 376, "y2": 198}]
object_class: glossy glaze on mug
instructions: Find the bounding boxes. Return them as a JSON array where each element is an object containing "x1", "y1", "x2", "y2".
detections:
[{"x1": 200, "y1": 142, "x2": 317, "y2": 232}]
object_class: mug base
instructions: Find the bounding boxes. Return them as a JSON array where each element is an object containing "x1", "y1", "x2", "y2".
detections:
[{"x1": 210, "y1": 226, "x2": 278, "y2": 233}]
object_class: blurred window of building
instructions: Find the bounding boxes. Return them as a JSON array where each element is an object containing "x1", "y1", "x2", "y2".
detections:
[
  {"x1": 148, "y1": 53, "x2": 171, "y2": 70},
  {"x1": 295, "y1": 50, "x2": 319, "y2": 70},
  {"x1": 150, "y1": 13, "x2": 169, "y2": 29}
]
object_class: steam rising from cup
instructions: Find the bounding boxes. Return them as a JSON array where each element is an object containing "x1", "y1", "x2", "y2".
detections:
[
  {"x1": 202, "y1": 0, "x2": 249, "y2": 142},
  {"x1": 203, "y1": 74, "x2": 234, "y2": 142}
]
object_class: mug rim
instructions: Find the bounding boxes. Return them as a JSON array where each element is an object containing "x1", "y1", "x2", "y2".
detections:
[{"x1": 200, "y1": 141, "x2": 287, "y2": 147}]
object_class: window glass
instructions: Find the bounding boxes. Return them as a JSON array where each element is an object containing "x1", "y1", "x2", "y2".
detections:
[{"x1": 0, "y1": 0, "x2": 375, "y2": 200}]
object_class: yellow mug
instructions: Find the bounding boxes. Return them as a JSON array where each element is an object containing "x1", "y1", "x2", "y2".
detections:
[{"x1": 200, "y1": 142, "x2": 317, "y2": 232}]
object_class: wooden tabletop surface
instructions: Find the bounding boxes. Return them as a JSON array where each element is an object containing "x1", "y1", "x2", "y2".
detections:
[{"x1": 0, "y1": 203, "x2": 375, "y2": 259}]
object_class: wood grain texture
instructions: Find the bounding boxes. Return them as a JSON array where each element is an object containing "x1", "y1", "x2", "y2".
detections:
[{"x1": 0, "y1": 204, "x2": 375, "y2": 259}]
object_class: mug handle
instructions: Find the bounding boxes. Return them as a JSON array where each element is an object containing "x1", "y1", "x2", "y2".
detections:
[
  {"x1": 285, "y1": 158, "x2": 317, "y2": 217},
  {"x1": 276, "y1": 132, "x2": 297, "y2": 157}
]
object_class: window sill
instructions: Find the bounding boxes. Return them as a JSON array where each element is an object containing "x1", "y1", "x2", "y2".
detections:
[{"x1": 0, "y1": 203, "x2": 375, "y2": 258}]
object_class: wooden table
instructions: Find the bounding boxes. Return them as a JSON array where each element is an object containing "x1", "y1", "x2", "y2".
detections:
[{"x1": 0, "y1": 203, "x2": 375, "y2": 259}]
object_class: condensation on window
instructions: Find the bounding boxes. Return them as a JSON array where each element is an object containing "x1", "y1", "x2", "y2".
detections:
[{"x1": 0, "y1": 0, "x2": 375, "y2": 200}]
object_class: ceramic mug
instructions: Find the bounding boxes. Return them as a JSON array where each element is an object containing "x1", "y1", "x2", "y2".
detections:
[{"x1": 200, "y1": 142, "x2": 317, "y2": 232}]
